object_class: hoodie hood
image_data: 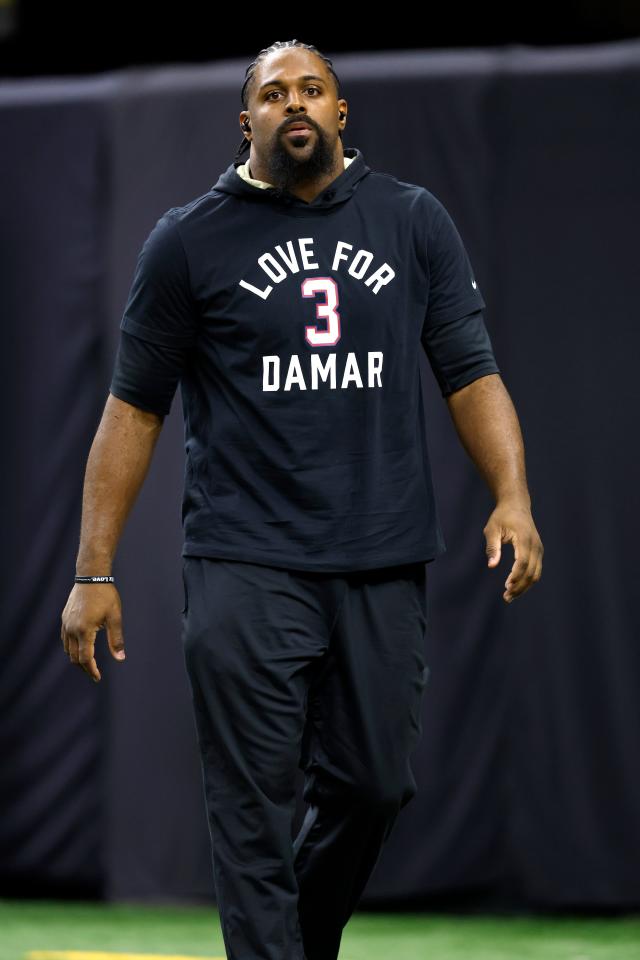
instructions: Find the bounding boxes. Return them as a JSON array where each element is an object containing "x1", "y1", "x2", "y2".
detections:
[{"x1": 211, "y1": 146, "x2": 371, "y2": 211}]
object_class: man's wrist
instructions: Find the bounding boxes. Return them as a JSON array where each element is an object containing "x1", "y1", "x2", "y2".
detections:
[
  {"x1": 76, "y1": 550, "x2": 114, "y2": 577},
  {"x1": 495, "y1": 487, "x2": 531, "y2": 510}
]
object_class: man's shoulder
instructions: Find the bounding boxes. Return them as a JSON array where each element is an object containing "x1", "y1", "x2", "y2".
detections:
[
  {"x1": 159, "y1": 188, "x2": 225, "y2": 228},
  {"x1": 364, "y1": 168, "x2": 444, "y2": 217}
]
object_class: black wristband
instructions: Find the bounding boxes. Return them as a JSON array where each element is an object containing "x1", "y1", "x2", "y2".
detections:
[{"x1": 75, "y1": 575, "x2": 115, "y2": 583}]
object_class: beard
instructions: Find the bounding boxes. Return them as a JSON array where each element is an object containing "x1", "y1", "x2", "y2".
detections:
[{"x1": 262, "y1": 120, "x2": 338, "y2": 191}]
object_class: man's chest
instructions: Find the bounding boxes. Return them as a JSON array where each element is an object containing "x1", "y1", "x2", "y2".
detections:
[{"x1": 188, "y1": 214, "x2": 427, "y2": 362}]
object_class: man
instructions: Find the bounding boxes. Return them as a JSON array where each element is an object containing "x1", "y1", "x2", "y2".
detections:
[{"x1": 61, "y1": 39, "x2": 543, "y2": 960}]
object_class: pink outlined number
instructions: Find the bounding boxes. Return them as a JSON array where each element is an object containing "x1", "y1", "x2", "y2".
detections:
[{"x1": 301, "y1": 277, "x2": 341, "y2": 346}]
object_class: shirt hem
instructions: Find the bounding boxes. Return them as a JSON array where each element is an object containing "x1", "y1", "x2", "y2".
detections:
[{"x1": 181, "y1": 541, "x2": 446, "y2": 573}]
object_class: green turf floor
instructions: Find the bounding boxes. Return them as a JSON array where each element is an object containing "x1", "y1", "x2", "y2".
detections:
[{"x1": 1, "y1": 900, "x2": 639, "y2": 960}]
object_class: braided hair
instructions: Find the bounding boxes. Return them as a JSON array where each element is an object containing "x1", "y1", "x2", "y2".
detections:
[{"x1": 234, "y1": 40, "x2": 342, "y2": 163}]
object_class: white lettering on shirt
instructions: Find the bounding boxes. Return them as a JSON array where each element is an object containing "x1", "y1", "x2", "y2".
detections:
[
  {"x1": 240, "y1": 236, "x2": 395, "y2": 299},
  {"x1": 262, "y1": 352, "x2": 384, "y2": 392}
]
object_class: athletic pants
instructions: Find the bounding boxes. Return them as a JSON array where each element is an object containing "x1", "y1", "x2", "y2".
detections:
[{"x1": 180, "y1": 555, "x2": 430, "y2": 960}]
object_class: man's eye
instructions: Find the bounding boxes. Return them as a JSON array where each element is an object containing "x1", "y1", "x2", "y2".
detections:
[{"x1": 265, "y1": 87, "x2": 321, "y2": 100}]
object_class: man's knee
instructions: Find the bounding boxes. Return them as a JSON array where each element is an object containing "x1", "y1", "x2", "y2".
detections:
[{"x1": 354, "y1": 768, "x2": 417, "y2": 814}]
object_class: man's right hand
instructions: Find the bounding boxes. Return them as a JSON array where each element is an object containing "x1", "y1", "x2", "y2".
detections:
[{"x1": 61, "y1": 583, "x2": 126, "y2": 683}]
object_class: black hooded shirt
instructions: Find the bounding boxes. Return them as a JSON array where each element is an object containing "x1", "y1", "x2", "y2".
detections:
[{"x1": 109, "y1": 146, "x2": 500, "y2": 572}]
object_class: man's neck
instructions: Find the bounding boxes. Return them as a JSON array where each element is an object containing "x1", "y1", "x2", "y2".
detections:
[
  {"x1": 236, "y1": 154, "x2": 357, "y2": 205},
  {"x1": 246, "y1": 149, "x2": 346, "y2": 204}
]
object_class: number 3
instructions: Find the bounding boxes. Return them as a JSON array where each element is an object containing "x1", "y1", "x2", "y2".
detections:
[{"x1": 301, "y1": 277, "x2": 341, "y2": 346}]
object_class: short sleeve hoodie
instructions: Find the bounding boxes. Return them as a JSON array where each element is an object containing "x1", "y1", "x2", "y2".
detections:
[{"x1": 109, "y1": 146, "x2": 500, "y2": 572}]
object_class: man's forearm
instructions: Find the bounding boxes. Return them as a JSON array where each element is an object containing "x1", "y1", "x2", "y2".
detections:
[
  {"x1": 76, "y1": 394, "x2": 164, "y2": 575},
  {"x1": 444, "y1": 373, "x2": 531, "y2": 507}
]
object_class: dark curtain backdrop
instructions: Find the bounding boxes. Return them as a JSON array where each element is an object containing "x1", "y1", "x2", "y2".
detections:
[{"x1": 1, "y1": 42, "x2": 639, "y2": 910}]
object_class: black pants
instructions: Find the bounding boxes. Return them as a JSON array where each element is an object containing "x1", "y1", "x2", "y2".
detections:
[{"x1": 180, "y1": 555, "x2": 430, "y2": 960}]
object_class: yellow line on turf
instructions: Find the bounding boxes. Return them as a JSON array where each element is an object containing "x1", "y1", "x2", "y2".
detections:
[{"x1": 25, "y1": 953, "x2": 224, "y2": 960}]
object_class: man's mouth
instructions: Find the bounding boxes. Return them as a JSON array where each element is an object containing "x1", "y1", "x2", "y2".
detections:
[{"x1": 284, "y1": 123, "x2": 313, "y2": 134}]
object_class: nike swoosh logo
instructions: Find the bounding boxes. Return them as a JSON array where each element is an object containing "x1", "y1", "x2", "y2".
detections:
[{"x1": 471, "y1": 280, "x2": 477, "y2": 289}]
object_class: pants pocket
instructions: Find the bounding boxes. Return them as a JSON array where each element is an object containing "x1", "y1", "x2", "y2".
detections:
[{"x1": 181, "y1": 558, "x2": 190, "y2": 616}]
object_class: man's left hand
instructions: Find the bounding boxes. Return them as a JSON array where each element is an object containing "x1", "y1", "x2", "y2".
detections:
[{"x1": 483, "y1": 501, "x2": 544, "y2": 603}]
